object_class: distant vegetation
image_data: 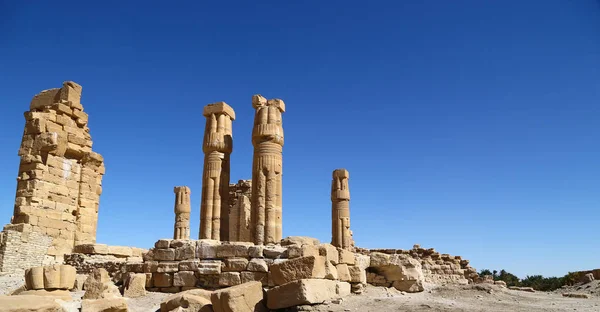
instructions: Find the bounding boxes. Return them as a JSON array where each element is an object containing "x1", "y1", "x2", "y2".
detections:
[{"x1": 478, "y1": 269, "x2": 580, "y2": 291}]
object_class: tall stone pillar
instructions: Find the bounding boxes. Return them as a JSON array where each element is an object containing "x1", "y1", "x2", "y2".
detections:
[
  {"x1": 200, "y1": 102, "x2": 235, "y2": 241},
  {"x1": 250, "y1": 95, "x2": 285, "y2": 245},
  {"x1": 331, "y1": 169, "x2": 354, "y2": 250},
  {"x1": 174, "y1": 186, "x2": 191, "y2": 240}
]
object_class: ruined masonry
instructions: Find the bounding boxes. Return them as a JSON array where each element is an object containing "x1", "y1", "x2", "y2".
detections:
[
  {"x1": 173, "y1": 186, "x2": 191, "y2": 240},
  {"x1": 250, "y1": 95, "x2": 285, "y2": 245},
  {"x1": 0, "y1": 83, "x2": 485, "y2": 312},
  {"x1": 199, "y1": 102, "x2": 235, "y2": 241},
  {"x1": 0, "y1": 81, "x2": 104, "y2": 272},
  {"x1": 331, "y1": 169, "x2": 354, "y2": 250},
  {"x1": 228, "y1": 179, "x2": 252, "y2": 242}
]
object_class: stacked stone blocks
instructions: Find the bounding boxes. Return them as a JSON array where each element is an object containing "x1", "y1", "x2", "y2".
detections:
[{"x1": 7, "y1": 81, "x2": 104, "y2": 257}]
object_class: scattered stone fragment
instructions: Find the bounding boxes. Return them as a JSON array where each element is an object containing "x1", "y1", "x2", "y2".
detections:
[
  {"x1": 81, "y1": 298, "x2": 129, "y2": 312},
  {"x1": 211, "y1": 281, "x2": 266, "y2": 312}
]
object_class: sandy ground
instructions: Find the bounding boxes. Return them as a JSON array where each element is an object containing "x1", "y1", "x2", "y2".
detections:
[{"x1": 2, "y1": 273, "x2": 599, "y2": 311}]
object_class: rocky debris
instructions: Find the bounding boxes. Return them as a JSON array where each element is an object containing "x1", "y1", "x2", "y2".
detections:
[
  {"x1": 0, "y1": 295, "x2": 65, "y2": 312},
  {"x1": 562, "y1": 293, "x2": 590, "y2": 299},
  {"x1": 83, "y1": 268, "x2": 121, "y2": 299},
  {"x1": 367, "y1": 253, "x2": 424, "y2": 292},
  {"x1": 266, "y1": 279, "x2": 349, "y2": 310},
  {"x1": 580, "y1": 273, "x2": 595, "y2": 284},
  {"x1": 81, "y1": 297, "x2": 129, "y2": 312},
  {"x1": 123, "y1": 273, "x2": 146, "y2": 298},
  {"x1": 508, "y1": 286, "x2": 535, "y2": 292},
  {"x1": 494, "y1": 281, "x2": 507, "y2": 288},
  {"x1": 270, "y1": 256, "x2": 326, "y2": 286},
  {"x1": 25, "y1": 265, "x2": 76, "y2": 291},
  {"x1": 211, "y1": 281, "x2": 266, "y2": 312},
  {"x1": 160, "y1": 289, "x2": 213, "y2": 312}
]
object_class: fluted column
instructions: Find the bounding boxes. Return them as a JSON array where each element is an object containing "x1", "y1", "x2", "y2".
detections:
[
  {"x1": 173, "y1": 186, "x2": 191, "y2": 240},
  {"x1": 331, "y1": 169, "x2": 353, "y2": 250},
  {"x1": 200, "y1": 102, "x2": 235, "y2": 240},
  {"x1": 250, "y1": 95, "x2": 285, "y2": 245}
]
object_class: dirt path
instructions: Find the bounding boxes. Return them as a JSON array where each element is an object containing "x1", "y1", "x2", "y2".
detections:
[{"x1": 295, "y1": 284, "x2": 600, "y2": 312}]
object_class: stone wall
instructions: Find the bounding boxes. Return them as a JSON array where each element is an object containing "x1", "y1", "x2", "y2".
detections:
[
  {"x1": 227, "y1": 180, "x2": 252, "y2": 242},
  {"x1": 6, "y1": 81, "x2": 104, "y2": 258},
  {"x1": 123, "y1": 237, "x2": 367, "y2": 293},
  {"x1": 357, "y1": 244, "x2": 477, "y2": 285},
  {"x1": 0, "y1": 224, "x2": 52, "y2": 273},
  {"x1": 64, "y1": 244, "x2": 147, "y2": 281}
]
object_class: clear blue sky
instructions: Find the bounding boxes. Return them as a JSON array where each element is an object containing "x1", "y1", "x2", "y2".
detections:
[{"x1": 1, "y1": 1, "x2": 599, "y2": 278}]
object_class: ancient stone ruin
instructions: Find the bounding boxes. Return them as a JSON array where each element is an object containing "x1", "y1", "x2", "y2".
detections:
[
  {"x1": 0, "y1": 82, "x2": 484, "y2": 311},
  {"x1": 0, "y1": 82, "x2": 105, "y2": 272},
  {"x1": 200, "y1": 102, "x2": 235, "y2": 241},
  {"x1": 174, "y1": 186, "x2": 191, "y2": 240},
  {"x1": 331, "y1": 169, "x2": 354, "y2": 250},
  {"x1": 250, "y1": 95, "x2": 285, "y2": 245}
]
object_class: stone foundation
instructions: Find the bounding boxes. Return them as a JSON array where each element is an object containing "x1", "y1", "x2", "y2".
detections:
[{"x1": 123, "y1": 238, "x2": 366, "y2": 293}]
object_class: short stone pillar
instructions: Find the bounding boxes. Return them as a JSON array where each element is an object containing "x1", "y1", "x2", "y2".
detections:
[
  {"x1": 250, "y1": 95, "x2": 285, "y2": 245},
  {"x1": 173, "y1": 186, "x2": 191, "y2": 240},
  {"x1": 331, "y1": 169, "x2": 353, "y2": 250},
  {"x1": 200, "y1": 102, "x2": 235, "y2": 241}
]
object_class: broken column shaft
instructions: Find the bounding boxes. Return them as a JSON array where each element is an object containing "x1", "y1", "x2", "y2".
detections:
[
  {"x1": 173, "y1": 186, "x2": 191, "y2": 240},
  {"x1": 331, "y1": 169, "x2": 353, "y2": 249}
]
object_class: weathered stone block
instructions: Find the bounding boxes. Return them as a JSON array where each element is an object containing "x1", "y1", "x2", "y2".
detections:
[
  {"x1": 81, "y1": 298, "x2": 129, "y2": 312},
  {"x1": 173, "y1": 271, "x2": 198, "y2": 287},
  {"x1": 287, "y1": 245, "x2": 319, "y2": 258},
  {"x1": 318, "y1": 244, "x2": 339, "y2": 265},
  {"x1": 211, "y1": 281, "x2": 266, "y2": 312},
  {"x1": 281, "y1": 236, "x2": 320, "y2": 246},
  {"x1": 197, "y1": 240, "x2": 220, "y2": 259},
  {"x1": 336, "y1": 264, "x2": 351, "y2": 282},
  {"x1": 160, "y1": 289, "x2": 213, "y2": 312},
  {"x1": 154, "y1": 248, "x2": 176, "y2": 261},
  {"x1": 123, "y1": 273, "x2": 146, "y2": 298},
  {"x1": 248, "y1": 246, "x2": 264, "y2": 258},
  {"x1": 153, "y1": 273, "x2": 173, "y2": 288},
  {"x1": 247, "y1": 259, "x2": 268, "y2": 272},
  {"x1": 270, "y1": 256, "x2": 326, "y2": 286},
  {"x1": 338, "y1": 249, "x2": 355, "y2": 265},
  {"x1": 74, "y1": 244, "x2": 109, "y2": 255},
  {"x1": 179, "y1": 260, "x2": 200, "y2": 271},
  {"x1": 155, "y1": 239, "x2": 172, "y2": 249},
  {"x1": 240, "y1": 271, "x2": 268, "y2": 286},
  {"x1": 223, "y1": 258, "x2": 249, "y2": 272},
  {"x1": 108, "y1": 246, "x2": 133, "y2": 257},
  {"x1": 348, "y1": 266, "x2": 366, "y2": 283},
  {"x1": 216, "y1": 243, "x2": 250, "y2": 258},
  {"x1": 219, "y1": 272, "x2": 242, "y2": 287},
  {"x1": 197, "y1": 260, "x2": 222, "y2": 275},
  {"x1": 175, "y1": 244, "x2": 195, "y2": 260},
  {"x1": 266, "y1": 279, "x2": 342, "y2": 310},
  {"x1": 157, "y1": 262, "x2": 179, "y2": 273},
  {"x1": 263, "y1": 245, "x2": 286, "y2": 259}
]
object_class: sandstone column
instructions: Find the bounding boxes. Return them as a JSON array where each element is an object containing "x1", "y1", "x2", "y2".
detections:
[
  {"x1": 250, "y1": 95, "x2": 285, "y2": 245},
  {"x1": 173, "y1": 186, "x2": 191, "y2": 240},
  {"x1": 199, "y1": 102, "x2": 235, "y2": 241},
  {"x1": 331, "y1": 169, "x2": 354, "y2": 250}
]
